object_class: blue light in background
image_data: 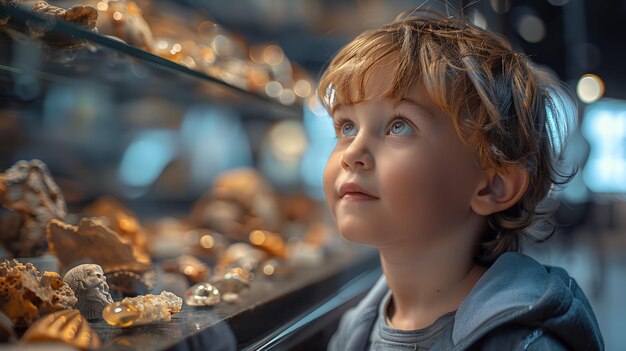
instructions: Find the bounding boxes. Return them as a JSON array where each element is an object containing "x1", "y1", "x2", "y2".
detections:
[
  {"x1": 118, "y1": 130, "x2": 177, "y2": 189},
  {"x1": 581, "y1": 99, "x2": 626, "y2": 193},
  {"x1": 181, "y1": 105, "x2": 252, "y2": 190},
  {"x1": 300, "y1": 98, "x2": 336, "y2": 200}
]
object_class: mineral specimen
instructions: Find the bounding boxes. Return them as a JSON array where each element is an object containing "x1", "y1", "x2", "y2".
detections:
[
  {"x1": 102, "y1": 302, "x2": 139, "y2": 328},
  {"x1": 0, "y1": 259, "x2": 76, "y2": 326},
  {"x1": 185, "y1": 283, "x2": 220, "y2": 307},
  {"x1": 0, "y1": 159, "x2": 67, "y2": 257},
  {"x1": 162, "y1": 255, "x2": 210, "y2": 284},
  {"x1": 23, "y1": 1, "x2": 99, "y2": 48},
  {"x1": 248, "y1": 230, "x2": 287, "y2": 259},
  {"x1": 211, "y1": 271, "x2": 250, "y2": 295},
  {"x1": 46, "y1": 217, "x2": 151, "y2": 274},
  {"x1": 218, "y1": 242, "x2": 266, "y2": 271},
  {"x1": 96, "y1": 0, "x2": 154, "y2": 51},
  {"x1": 82, "y1": 197, "x2": 150, "y2": 264},
  {"x1": 190, "y1": 169, "x2": 282, "y2": 241},
  {"x1": 102, "y1": 291, "x2": 182, "y2": 327}
]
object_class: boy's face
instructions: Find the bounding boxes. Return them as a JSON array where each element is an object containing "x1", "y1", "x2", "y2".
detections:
[{"x1": 324, "y1": 70, "x2": 487, "y2": 248}]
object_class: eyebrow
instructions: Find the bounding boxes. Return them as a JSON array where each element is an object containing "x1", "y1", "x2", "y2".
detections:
[
  {"x1": 331, "y1": 97, "x2": 432, "y2": 116},
  {"x1": 398, "y1": 97, "x2": 424, "y2": 109},
  {"x1": 330, "y1": 103, "x2": 347, "y2": 115},
  {"x1": 397, "y1": 97, "x2": 435, "y2": 118}
]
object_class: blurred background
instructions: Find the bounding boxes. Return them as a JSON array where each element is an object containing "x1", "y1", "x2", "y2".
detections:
[{"x1": 1, "y1": 0, "x2": 625, "y2": 349}]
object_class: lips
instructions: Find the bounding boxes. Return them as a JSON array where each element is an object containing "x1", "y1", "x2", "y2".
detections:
[{"x1": 339, "y1": 183, "x2": 379, "y2": 201}]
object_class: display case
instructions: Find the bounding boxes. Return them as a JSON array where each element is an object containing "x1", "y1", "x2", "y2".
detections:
[{"x1": 0, "y1": 2, "x2": 380, "y2": 350}]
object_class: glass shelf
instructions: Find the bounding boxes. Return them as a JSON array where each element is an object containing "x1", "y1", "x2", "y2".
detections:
[{"x1": 0, "y1": 4, "x2": 303, "y2": 120}]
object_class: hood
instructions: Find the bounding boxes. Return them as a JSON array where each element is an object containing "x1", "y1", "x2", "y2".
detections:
[{"x1": 453, "y1": 252, "x2": 604, "y2": 351}]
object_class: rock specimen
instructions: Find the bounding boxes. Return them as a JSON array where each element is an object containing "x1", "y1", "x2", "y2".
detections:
[
  {"x1": 0, "y1": 159, "x2": 66, "y2": 257},
  {"x1": 0, "y1": 259, "x2": 76, "y2": 326}
]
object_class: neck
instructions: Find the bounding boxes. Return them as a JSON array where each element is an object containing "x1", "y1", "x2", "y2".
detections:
[{"x1": 379, "y1": 224, "x2": 486, "y2": 330}]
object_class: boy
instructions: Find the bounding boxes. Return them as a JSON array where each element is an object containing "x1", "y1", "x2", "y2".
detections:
[{"x1": 318, "y1": 11, "x2": 604, "y2": 351}]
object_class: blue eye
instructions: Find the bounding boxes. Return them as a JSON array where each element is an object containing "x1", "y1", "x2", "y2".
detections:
[
  {"x1": 388, "y1": 119, "x2": 415, "y2": 136},
  {"x1": 340, "y1": 122, "x2": 358, "y2": 137}
]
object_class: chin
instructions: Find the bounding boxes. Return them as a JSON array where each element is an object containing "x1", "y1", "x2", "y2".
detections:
[{"x1": 338, "y1": 222, "x2": 379, "y2": 245}]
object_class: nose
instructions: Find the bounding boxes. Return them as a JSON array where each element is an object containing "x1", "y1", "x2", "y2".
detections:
[{"x1": 341, "y1": 133, "x2": 374, "y2": 171}]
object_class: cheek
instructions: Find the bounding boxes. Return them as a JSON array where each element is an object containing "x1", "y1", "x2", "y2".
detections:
[
  {"x1": 379, "y1": 154, "x2": 473, "y2": 226},
  {"x1": 381, "y1": 160, "x2": 438, "y2": 213},
  {"x1": 323, "y1": 151, "x2": 341, "y2": 211}
]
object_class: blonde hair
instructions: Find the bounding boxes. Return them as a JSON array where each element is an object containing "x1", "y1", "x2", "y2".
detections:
[{"x1": 317, "y1": 11, "x2": 575, "y2": 265}]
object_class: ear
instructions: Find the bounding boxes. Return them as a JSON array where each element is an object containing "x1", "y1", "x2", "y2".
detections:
[{"x1": 471, "y1": 165, "x2": 529, "y2": 216}]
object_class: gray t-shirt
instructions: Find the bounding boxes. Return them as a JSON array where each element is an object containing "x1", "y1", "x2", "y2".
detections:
[{"x1": 368, "y1": 291, "x2": 456, "y2": 350}]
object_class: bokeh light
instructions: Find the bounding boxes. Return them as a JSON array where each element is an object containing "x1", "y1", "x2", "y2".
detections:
[{"x1": 577, "y1": 74, "x2": 605, "y2": 104}]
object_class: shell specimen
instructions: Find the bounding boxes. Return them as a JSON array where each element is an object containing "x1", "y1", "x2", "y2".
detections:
[
  {"x1": 0, "y1": 159, "x2": 67, "y2": 257},
  {"x1": 46, "y1": 218, "x2": 152, "y2": 274},
  {"x1": 63, "y1": 264, "x2": 114, "y2": 320},
  {"x1": 0, "y1": 260, "x2": 76, "y2": 326},
  {"x1": 21, "y1": 309, "x2": 101, "y2": 350}
]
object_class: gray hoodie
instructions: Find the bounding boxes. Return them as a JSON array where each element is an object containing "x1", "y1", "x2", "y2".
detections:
[{"x1": 328, "y1": 252, "x2": 604, "y2": 350}]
